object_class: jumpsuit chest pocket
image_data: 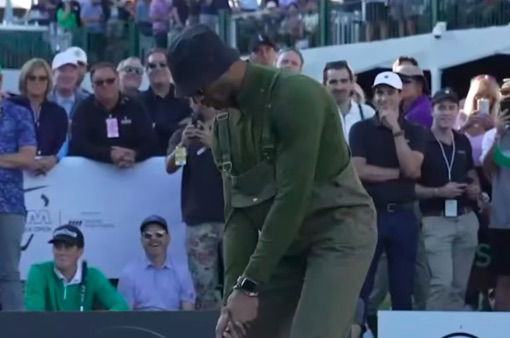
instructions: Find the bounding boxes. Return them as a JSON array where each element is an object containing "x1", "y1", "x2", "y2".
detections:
[{"x1": 227, "y1": 160, "x2": 276, "y2": 208}]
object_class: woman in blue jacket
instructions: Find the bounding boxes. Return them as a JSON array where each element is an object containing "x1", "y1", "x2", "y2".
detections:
[{"x1": 10, "y1": 58, "x2": 68, "y2": 174}]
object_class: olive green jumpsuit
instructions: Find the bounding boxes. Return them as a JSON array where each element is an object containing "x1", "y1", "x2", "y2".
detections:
[{"x1": 213, "y1": 63, "x2": 377, "y2": 338}]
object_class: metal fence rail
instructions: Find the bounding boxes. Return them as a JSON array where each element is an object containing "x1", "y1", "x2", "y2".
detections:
[{"x1": 0, "y1": 0, "x2": 509, "y2": 68}]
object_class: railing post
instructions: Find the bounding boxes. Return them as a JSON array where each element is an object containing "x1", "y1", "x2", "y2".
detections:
[
  {"x1": 431, "y1": 0, "x2": 439, "y2": 28},
  {"x1": 218, "y1": 10, "x2": 229, "y2": 44},
  {"x1": 319, "y1": 0, "x2": 330, "y2": 46}
]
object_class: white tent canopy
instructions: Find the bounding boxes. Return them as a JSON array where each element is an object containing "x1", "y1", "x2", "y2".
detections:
[{"x1": 302, "y1": 25, "x2": 510, "y2": 92}]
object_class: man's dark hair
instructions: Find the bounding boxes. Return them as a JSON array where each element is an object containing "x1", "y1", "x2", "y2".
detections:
[
  {"x1": 323, "y1": 60, "x2": 354, "y2": 84},
  {"x1": 90, "y1": 62, "x2": 117, "y2": 79},
  {"x1": 395, "y1": 56, "x2": 419, "y2": 67},
  {"x1": 278, "y1": 47, "x2": 304, "y2": 66},
  {"x1": 146, "y1": 48, "x2": 168, "y2": 65}
]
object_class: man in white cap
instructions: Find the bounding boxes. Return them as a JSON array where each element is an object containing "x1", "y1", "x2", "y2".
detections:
[
  {"x1": 49, "y1": 51, "x2": 89, "y2": 158},
  {"x1": 350, "y1": 71, "x2": 427, "y2": 316},
  {"x1": 66, "y1": 46, "x2": 89, "y2": 93}
]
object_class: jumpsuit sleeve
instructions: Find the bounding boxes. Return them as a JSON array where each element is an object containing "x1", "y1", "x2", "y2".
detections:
[
  {"x1": 243, "y1": 76, "x2": 334, "y2": 283},
  {"x1": 223, "y1": 210, "x2": 259, "y2": 299}
]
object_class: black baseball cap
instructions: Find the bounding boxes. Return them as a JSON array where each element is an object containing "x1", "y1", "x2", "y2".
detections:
[
  {"x1": 249, "y1": 34, "x2": 277, "y2": 52},
  {"x1": 167, "y1": 24, "x2": 240, "y2": 98},
  {"x1": 48, "y1": 225, "x2": 85, "y2": 248},
  {"x1": 140, "y1": 215, "x2": 169, "y2": 233},
  {"x1": 432, "y1": 88, "x2": 459, "y2": 105}
]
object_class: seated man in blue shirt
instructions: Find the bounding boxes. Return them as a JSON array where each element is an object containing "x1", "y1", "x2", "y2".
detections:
[{"x1": 118, "y1": 215, "x2": 196, "y2": 311}]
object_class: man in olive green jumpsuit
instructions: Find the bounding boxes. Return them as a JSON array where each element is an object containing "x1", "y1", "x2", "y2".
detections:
[{"x1": 168, "y1": 25, "x2": 377, "y2": 338}]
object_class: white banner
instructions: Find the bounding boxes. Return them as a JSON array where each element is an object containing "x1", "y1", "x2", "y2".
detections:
[
  {"x1": 379, "y1": 311, "x2": 510, "y2": 338},
  {"x1": 21, "y1": 157, "x2": 186, "y2": 280}
]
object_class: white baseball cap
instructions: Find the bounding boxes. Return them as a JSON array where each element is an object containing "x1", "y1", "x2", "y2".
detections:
[
  {"x1": 372, "y1": 71, "x2": 403, "y2": 90},
  {"x1": 66, "y1": 46, "x2": 88, "y2": 65},
  {"x1": 52, "y1": 51, "x2": 79, "y2": 70}
]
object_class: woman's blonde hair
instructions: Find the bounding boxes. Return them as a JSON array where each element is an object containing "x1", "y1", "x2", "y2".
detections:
[
  {"x1": 19, "y1": 58, "x2": 53, "y2": 98},
  {"x1": 463, "y1": 74, "x2": 501, "y2": 118}
]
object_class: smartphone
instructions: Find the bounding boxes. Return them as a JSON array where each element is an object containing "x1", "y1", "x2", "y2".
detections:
[{"x1": 477, "y1": 98, "x2": 490, "y2": 115}]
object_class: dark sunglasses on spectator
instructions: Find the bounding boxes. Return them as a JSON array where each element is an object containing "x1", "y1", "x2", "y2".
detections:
[
  {"x1": 147, "y1": 62, "x2": 168, "y2": 70},
  {"x1": 142, "y1": 230, "x2": 166, "y2": 240},
  {"x1": 28, "y1": 75, "x2": 48, "y2": 82},
  {"x1": 122, "y1": 65, "x2": 144, "y2": 75},
  {"x1": 94, "y1": 78, "x2": 116, "y2": 86}
]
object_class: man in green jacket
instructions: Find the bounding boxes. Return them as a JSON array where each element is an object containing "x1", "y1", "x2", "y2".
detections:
[
  {"x1": 24, "y1": 225, "x2": 129, "y2": 312},
  {"x1": 168, "y1": 25, "x2": 377, "y2": 338}
]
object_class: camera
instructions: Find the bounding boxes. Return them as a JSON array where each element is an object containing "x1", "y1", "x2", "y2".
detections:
[{"x1": 432, "y1": 22, "x2": 447, "y2": 39}]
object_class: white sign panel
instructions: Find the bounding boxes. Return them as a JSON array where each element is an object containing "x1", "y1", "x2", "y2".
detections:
[
  {"x1": 379, "y1": 311, "x2": 510, "y2": 338},
  {"x1": 21, "y1": 157, "x2": 185, "y2": 279}
]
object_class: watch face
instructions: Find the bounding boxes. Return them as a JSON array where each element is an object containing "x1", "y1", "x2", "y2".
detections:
[{"x1": 241, "y1": 278, "x2": 258, "y2": 293}]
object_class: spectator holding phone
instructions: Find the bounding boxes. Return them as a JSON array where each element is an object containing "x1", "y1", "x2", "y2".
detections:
[
  {"x1": 459, "y1": 75, "x2": 500, "y2": 168},
  {"x1": 415, "y1": 88, "x2": 481, "y2": 310},
  {"x1": 482, "y1": 96, "x2": 510, "y2": 311},
  {"x1": 166, "y1": 100, "x2": 224, "y2": 310}
]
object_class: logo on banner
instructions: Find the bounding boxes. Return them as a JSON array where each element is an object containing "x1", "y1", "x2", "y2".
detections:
[
  {"x1": 441, "y1": 333, "x2": 479, "y2": 338},
  {"x1": 23, "y1": 185, "x2": 54, "y2": 252},
  {"x1": 25, "y1": 186, "x2": 53, "y2": 231}
]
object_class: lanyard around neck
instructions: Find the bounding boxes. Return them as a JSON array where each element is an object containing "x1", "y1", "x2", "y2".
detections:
[{"x1": 433, "y1": 131, "x2": 456, "y2": 182}]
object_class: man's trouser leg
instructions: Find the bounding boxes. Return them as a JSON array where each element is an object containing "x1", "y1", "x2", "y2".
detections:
[
  {"x1": 385, "y1": 209, "x2": 419, "y2": 310},
  {"x1": 451, "y1": 212, "x2": 479, "y2": 309},
  {"x1": 366, "y1": 254, "x2": 388, "y2": 338},
  {"x1": 223, "y1": 210, "x2": 302, "y2": 338},
  {"x1": 239, "y1": 204, "x2": 376, "y2": 338},
  {"x1": 367, "y1": 254, "x2": 389, "y2": 316},
  {"x1": 186, "y1": 222, "x2": 224, "y2": 310},
  {"x1": 0, "y1": 214, "x2": 25, "y2": 311},
  {"x1": 423, "y1": 212, "x2": 478, "y2": 310},
  {"x1": 413, "y1": 229, "x2": 431, "y2": 310},
  {"x1": 290, "y1": 205, "x2": 377, "y2": 338}
]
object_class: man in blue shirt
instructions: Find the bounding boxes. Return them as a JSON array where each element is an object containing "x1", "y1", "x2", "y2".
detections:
[
  {"x1": 117, "y1": 215, "x2": 196, "y2": 311},
  {"x1": 0, "y1": 97, "x2": 37, "y2": 311}
]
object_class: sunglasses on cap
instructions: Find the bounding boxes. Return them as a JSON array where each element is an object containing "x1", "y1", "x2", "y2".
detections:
[
  {"x1": 142, "y1": 230, "x2": 167, "y2": 240},
  {"x1": 94, "y1": 78, "x2": 116, "y2": 87},
  {"x1": 28, "y1": 75, "x2": 49, "y2": 82},
  {"x1": 147, "y1": 62, "x2": 168, "y2": 70},
  {"x1": 121, "y1": 65, "x2": 144, "y2": 75}
]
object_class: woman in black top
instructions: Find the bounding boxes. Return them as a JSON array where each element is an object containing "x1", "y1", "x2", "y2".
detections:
[{"x1": 10, "y1": 58, "x2": 68, "y2": 174}]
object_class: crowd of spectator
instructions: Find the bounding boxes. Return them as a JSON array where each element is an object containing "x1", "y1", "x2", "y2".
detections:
[
  {"x1": 6, "y1": 0, "x2": 510, "y2": 67},
  {"x1": 0, "y1": 23, "x2": 510, "y2": 338}
]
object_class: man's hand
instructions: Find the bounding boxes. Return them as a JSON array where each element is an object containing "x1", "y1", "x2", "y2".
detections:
[
  {"x1": 379, "y1": 109, "x2": 400, "y2": 132},
  {"x1": 466, "y1": 183, "x2": 481, "y2": 201},
  {"x1": 111, "y1": 146, "x2": 136, "y2": 168},
  {"x1": 226, "y1": 290, "x2": 258, "y2": 326},
  {"x1": 215, "y1": 307, "x2": 249, "y2": 338},
  {"x1": 181, "y1": 123, "x2": 200, "y2": 147},
  {"x1": 496, "y1": 111, "x2": 510, "y2": 136},
  {"x1": 215, "y1": 308, "x2": 230, "y2": 338},
  {"x1": 464, "y1": 110, "x2": 494, "y2": 131},
  {"x1": 37, "y1": 156, "x2": 58, "y2": 174},
  {"x1": 195, "y1": 121, "x2": 214, "y2": 148},
  {"x1": 438, "y1": 182, "x2": 467, "y2": 199}
]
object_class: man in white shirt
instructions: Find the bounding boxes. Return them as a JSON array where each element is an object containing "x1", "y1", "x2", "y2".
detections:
[{"x1": 323, "y1": 60, "x2": 375, "y2": 143}]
